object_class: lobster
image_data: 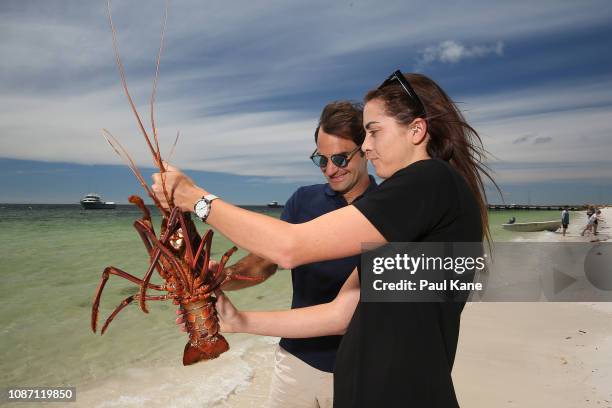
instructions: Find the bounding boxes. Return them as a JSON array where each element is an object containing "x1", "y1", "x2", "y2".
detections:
[{"x1": 91, "y1": 0, "x2": 259, "y2": 365}]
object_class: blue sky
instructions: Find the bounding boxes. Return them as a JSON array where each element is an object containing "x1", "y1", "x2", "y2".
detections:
[{"x1": 1, "y1": 0, "x2": 611, "y2": 205}]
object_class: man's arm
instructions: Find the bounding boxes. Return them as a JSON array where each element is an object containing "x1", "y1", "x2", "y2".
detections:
[{"x1": 221, "y1": 253, "x2": 278, "y2": 291}]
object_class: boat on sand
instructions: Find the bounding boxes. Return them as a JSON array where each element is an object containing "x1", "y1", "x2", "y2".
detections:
[{"x1": 502, "y1": 220, "x2": 561, "y2": 232}]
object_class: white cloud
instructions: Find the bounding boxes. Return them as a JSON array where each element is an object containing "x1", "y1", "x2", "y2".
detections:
[{"x1": 417, "y1": 40, "x2": 504, "y2": 68}]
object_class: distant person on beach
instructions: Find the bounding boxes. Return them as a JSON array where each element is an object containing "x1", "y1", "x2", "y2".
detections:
[
  {"x1": 152, "y1": 71, "x2": 495, "y2": 407},
  {"x1": 592, "y1": 209, "x2": 602, "y2": 235},
  {"x1": 195, "y1": 101, "x2": 375, "y2": 408},
  {"x1": 561, "y1": 207, "x2": 570, "y2": 237},
  {"x1": 581, "y1": 209, "x2": 600, "y2": 236}
]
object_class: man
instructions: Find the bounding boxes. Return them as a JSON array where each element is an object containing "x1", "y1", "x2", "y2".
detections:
[
  {"x1": 561, "y1": 207, "x2": 569, "y2": 237},
  {"x1": 175, "y1": 101, "x2": 376, "y2": 407}
]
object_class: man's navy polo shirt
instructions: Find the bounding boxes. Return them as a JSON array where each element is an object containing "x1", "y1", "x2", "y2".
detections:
[{"x1": 278, "y1": 176, "x2": 377, "y2": 373}]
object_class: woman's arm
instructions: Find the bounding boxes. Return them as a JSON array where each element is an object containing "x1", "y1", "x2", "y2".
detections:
[
  {"x1": 218, "y1": 268, "x2": 360, "y2": 338},
  {"x1": 152, "y1": 165, "x2": 385, "y2": 268},
  {"x1": 208, "y1": 199, "x2": 383, "y2": 269}
]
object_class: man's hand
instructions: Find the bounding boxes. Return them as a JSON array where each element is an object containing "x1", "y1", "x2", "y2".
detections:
[
  {"x1": 219, "y1": 253, "x2": 277, "y2": 291},
  {"x1": 151, "y1": 162, "x2": 206, "y2": 212}
]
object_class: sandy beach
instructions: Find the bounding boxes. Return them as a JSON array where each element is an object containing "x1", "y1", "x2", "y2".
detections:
[
  {"x1": 454, "y1": 207, "x2": 611, "y2": 407},
  {"x1": 455, "y1": 302, "x2": 612, "y2": 407},
  {"x1": 215, "y1": 207, "x2": 612, "y2": 407}
]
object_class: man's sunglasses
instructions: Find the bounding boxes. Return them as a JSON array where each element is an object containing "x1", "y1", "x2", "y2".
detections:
[
  {"x1": 310, "y1": 146, "x2": 361, "y2": 168},
  {"x1": 378, "y1": 70, "x2": 426, "y2": 118}
]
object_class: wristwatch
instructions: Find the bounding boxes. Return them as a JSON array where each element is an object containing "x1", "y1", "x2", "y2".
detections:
[{"x1": 194, "y1": 194, "x2": 219, "y2": 222}]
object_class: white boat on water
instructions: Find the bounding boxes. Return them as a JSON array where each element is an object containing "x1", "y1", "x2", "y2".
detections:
[
  {"x1": 80, "y1": 193, "x2": 116, "y2": 210},
  {"x1": 502, "y1": 220, "x2": 562, "y2": 232},
  {"x1": 267, "y1": 201, "x2": 283, "y2": 208}
]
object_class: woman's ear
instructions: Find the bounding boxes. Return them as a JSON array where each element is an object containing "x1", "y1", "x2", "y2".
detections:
[{"x1": 410, "y1": 118, "x2": 428, "y2": 145}]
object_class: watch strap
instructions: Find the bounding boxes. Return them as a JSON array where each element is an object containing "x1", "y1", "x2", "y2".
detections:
[{"x1": 204, "y1": 194, "x2": 219, "y2": 203}]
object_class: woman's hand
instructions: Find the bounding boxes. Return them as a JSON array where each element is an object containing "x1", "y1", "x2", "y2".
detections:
[
  {"x1": 213, "y1": 290, "x2": 245, "y2": 333},
  {"x1": 174, "y1": 290, "x2": 245, "y2": 334},
  {"x1": 151, "y1": 162, "x2": 206, "y2": 212},
  {"x1": 175, "y1": 307, "x2": 188, "y2": 332}
]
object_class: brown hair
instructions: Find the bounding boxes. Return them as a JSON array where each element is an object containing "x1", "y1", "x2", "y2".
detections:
[
  {"x1": 315, "y1": 100, "x2": 365, "y2": 146},
  {"x1": 364, "y1": 73, "x2": 499, "y2": 242}
]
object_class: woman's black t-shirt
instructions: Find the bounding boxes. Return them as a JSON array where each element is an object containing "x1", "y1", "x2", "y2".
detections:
[{"x1": 333, "y1": 159, "x2": 483, "y2": 407}]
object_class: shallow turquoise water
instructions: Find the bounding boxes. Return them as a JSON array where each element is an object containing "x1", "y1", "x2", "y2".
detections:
[
  {"x1": 0, "y1": 204, "x2": 572, "y2": 401},
  {"x1": 0, "y1": 204, "x2": 291, "y2": 391}
]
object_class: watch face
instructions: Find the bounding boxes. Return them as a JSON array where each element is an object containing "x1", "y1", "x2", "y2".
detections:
[{"x1": 195, "y1": 199, "x2": 209, "y2": 219}]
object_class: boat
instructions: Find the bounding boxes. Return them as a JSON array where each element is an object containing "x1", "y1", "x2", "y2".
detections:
[
  {"x1": 267, "y1": 201, "x2": 283, "y2": 209},
  {"x1": 501, "y1": 220, "x2": 561, "y2": 232},
  {"x1": 80, "y1": 193, "x2": 116, "y2": 210}
]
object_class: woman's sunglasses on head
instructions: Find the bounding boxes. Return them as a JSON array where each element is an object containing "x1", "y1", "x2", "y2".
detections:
[
  {"x1": 379, "y1": 70, "x2": 427, "y2": 118},
  {"x1": 310, "y1": 146, "x2": 361, "y2": 168}
]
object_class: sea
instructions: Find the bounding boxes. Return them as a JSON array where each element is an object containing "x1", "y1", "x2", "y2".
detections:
[{"x1": 0, "y1": 204, "x2": 573, "y2": 407}]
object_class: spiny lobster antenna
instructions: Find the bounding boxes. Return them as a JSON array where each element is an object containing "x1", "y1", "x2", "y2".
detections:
[
  {"x1": 150, "y1": 0, "x2": 168, "y2": 169},
  {"x1": 149, "y1": 0, "x2": 175, "y2": 209},
  {"x1": 106, "y1": 0, "x2": 160, "y2": 166},
  {"x1": 106, "y1": 0, "x2": 174, "y2": 209},
  {"x1": 102, "y1": 129, "x2": 169, "y2": 216},
  {"x1": 167, "y1": 130, "x2": 180, "y2": 163}
]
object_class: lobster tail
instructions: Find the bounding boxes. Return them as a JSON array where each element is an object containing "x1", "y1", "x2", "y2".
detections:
[
  {"x1": 183, "y1": 334, "x2": 229, "y2": 366},
  {"x1": 181, "y1": 298, "x2": 229, "y2": 365}
]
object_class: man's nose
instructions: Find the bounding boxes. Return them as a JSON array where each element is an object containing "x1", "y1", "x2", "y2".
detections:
[{"x1": 323, "y1": 161, "x2": 339, "y2": 176}]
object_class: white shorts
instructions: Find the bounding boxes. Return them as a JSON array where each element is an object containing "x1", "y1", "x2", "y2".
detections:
[{"x1": 266, "y1": 345, "x2": 334, "y2": 408}]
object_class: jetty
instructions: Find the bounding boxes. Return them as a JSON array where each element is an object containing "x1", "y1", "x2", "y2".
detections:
[{"x1": 487, "y1": 204, "x2": 585, "y2": 211}]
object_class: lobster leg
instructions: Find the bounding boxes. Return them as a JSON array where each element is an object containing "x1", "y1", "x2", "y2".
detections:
[
  {"x1": 138, "y1": 207, "x2": 182, "y2": 313},
  {"x1": 130, "y1": 195, "x2": 172, "y2": 280},
  {"x1": 134, "y1": 219, "x2": 171, "y2": 279},
  {"x1": 208, "y1": 246, "x2": 238, "y2": 291},
  {"x1": 192, "y1": 230, "x2": 214, "y2": 289},
  {"x1": 91, "y1": 266, "x2": 165, "y2": 333},
  {"x1": 134, "y1": 219, "x2": 154, "y2": 254},
  {"x1": 177, "y1": 212, "x2": 195, "y2": 276},
  {"x1": 144, "y1": 235, "x2": 190, "y2": 295},
  {"x1": 129, "y1": 195, "x2": 152, "y2": 226},
  {"x1": 192, "y1": 229, "x2": 213, "y2": 270},
  {"x1": 100, "y1": 293, "x2": 169, "y2": 335}
]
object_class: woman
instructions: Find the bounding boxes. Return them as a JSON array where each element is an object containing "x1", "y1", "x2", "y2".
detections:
[{"x1": 153, "y1": 71, "x2": 494, "y2": 407}]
